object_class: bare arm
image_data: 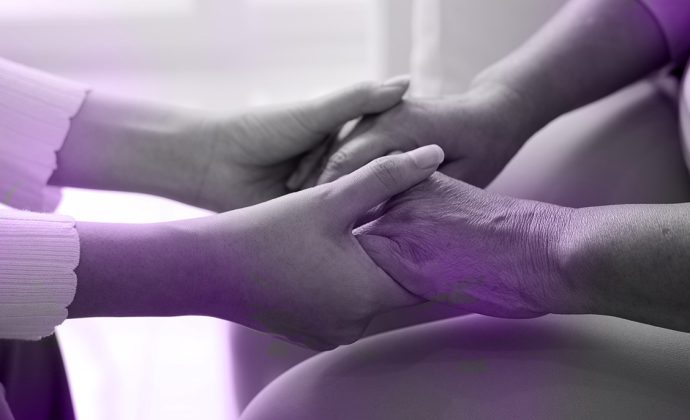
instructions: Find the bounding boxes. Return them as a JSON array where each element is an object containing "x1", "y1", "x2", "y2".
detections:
[
  {"x1": 358, "y1": 174, "x2": 690, "y2": 333},
  {"x1": 561, "y1": 203, "x2": 690, "y2": 332},
  {"x1": 49, "y1": 91, "x2": 208, "y2": 207},
  {"x1": 474, "y1": 0, "x2": 673, "y2": 132}
]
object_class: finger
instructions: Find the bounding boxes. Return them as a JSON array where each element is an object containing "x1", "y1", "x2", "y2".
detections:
[
  {"x1": 356, "y1": 234, "x2": 425, "y2": 310},
  {"x1": 317, "y1": 132, "x2": 398, "y2": 185},
  {"x1": 297, "y1": 117, "x2": 376, "y2": 189},
  {"x1": 331, "y1": 144, "x2": 444, "y2": 222},
  {"x1": 352, "y1": 151, "x2": 404, "y2": 227},
  {"x1": 286, "y1": 133, "x2": 336, "y2": 191},
  {"x1": 303, "y1": 76, "x2": 410, "y2": 133}
]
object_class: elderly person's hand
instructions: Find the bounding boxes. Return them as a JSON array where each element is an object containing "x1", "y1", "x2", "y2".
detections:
[
  {"x1": 72, "y1": 146, "x2": 444, "y2": 350},
  {"x1": 295, "y1": 81, "x2": 542, "y2": 189},
  {"x1": 355, "y1": 173, "x2": 576, "y2": 318}
]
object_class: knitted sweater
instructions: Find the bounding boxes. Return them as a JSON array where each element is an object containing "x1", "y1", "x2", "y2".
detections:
[{"x1": 0, "y1": 57, "x2": 86, "y2": 340}]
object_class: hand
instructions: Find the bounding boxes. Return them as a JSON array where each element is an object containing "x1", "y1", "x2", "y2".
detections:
[
  {"x1": 301, "y1": 82, "x2": 541, "y2": 189},
  {"x1": 356, "y1": 173, "x2": 575, "y2": 318},
  {"x1": 194, "y1": 78, "x2": 410, "y2": 211},
  {"x1": 51, "y1": 80, "x2": 408, "y2": 212},
  {"x1": 198, "y1": 145, "x2": 444, "y2": 350}
]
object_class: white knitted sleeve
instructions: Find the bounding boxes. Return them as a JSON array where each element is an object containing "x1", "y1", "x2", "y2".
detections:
[
  {"x1": 0, "y1": 57, "x2": 88, "y2": 212},
  {"x1": 0, "y1": 209, "x2": 78, "y2": 339}
]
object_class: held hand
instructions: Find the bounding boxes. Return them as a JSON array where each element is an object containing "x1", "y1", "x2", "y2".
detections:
[
  {"x1": 201, "y1": 145, "x2": 444, "y2": 350},
  {"x1": 195, "y1": 78, "x2": 410, "y2": 211},
  {"x1": 301, "y1": 82, "x2": 539, "y2": 189},
  {"x1": 356, "y1": 173, "x2": 574, "y2": 318}
]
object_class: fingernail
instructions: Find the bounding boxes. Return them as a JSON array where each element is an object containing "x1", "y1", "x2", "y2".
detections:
[
  {"x1": 407, "y1": 145, "x2": 444, "y2": 169},
  {"x1": 382, "y1": 75, "x2": 410, "y2": 89}
]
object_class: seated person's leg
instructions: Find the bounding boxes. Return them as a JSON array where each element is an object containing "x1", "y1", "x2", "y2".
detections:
[
  {"x1": 231, "y1": 78, "x2": 690, "y2": 412},
  {"x1": 489, "y1": 79, "x2": 690, "y2": 205},
  {"x1": 231, "y1": 304, "x2": 469, "y2": 410},
  {"x1": 241, "y1": 315, "x2": 690, "y2": 420}
]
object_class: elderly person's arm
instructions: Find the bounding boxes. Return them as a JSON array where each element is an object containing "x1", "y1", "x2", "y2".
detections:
[
  {"x1": 357, "y1": 173, "x2": 690, "y2": 332},
  {"x1": 473, "y1": 0, "x2": 690, "y2": 130},
  {"x1": 558, "y1": 201, "x2": 690, "y2": 331},
  {"x1": 308, "y1": 0, "x2": 690, "y2": 188}
]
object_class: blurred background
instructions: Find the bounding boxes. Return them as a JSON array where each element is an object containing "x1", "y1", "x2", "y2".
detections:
[{"x1": 0, "y1": 0, "x2": 563, "y2": 418}]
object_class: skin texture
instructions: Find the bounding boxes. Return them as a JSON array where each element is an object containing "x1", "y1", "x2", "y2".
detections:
[
  {"x1": 69, "y1": 146, "x2": 444, "y2": 350},
  {"x1": 357, "y1": 170, "x2": 690, "y2": 333},
  {"x1": 357, "y1": 173, "x2": 574, "y2": 319},
  {"x1": 50, "y1": 79, "x2": 411, "y2": 212},
  {"x1": 560, "y1": 202, "x2": 690, "y2": 332},
  {"x1": 311, "y1": 83, "x2": 539, "y2": 188}
]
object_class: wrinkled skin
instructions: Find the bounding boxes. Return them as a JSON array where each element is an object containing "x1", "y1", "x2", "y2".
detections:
[
  {"x1": 356, "y1": 173, "x2": 574, "y2": 318},
  {"x1": 309, "y1": 83, "x2": 536, "y2": 189}
]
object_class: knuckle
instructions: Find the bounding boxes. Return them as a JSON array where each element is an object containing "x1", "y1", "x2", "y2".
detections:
[
  {"x1": 324, "y1": 149, "x2": 350, "y2": 175},
  {"x1": 371, "y1": 157, "x2": 400, "y2": 189}
]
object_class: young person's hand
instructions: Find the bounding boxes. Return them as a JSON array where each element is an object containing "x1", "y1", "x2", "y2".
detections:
[
  {"x1": 72, "y1": 146, "x2": 444, "y2": 350},
  {"x1": 356, "y1": 172, "x2": 576, "y2": 319},
  {"x1": 52, "y1": 78, "x2": 409, "y2": 212},
  {"x1": 194, "y1": 78, "x2": 410, "y2": 211}
]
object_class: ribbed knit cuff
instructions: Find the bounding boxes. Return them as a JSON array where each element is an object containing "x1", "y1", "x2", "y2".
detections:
[
  {"x1": 638, "y1": 0, "x2": 690, "y2": 64},
  {"x1": 0, "y1": 58, "x2": 88, "y2": 212},
  {"x1": 0, "y1": 209, "x2": 78, "y2": 339}
]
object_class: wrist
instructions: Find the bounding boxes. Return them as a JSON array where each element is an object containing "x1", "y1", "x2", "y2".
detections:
[
  {"x1": 71, "y1": 220, "x2": 203, "y2": 318},
  {"x1": 469, "y1": 61, "x2": 558, "y2": 140},
  {"x1": 551, "y1": 207, "x2": 607, "y2": 316},
  {"x1": 52, "y1": 90, "x2": 210, "y2": 204}
]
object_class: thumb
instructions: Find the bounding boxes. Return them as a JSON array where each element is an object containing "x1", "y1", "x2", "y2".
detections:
[
  {"x1": 330, "y1": 144, "x2": 444, "y2": 223},
  {"x1": 305, "y1": 76, "x2": 410, "y2": 132}
]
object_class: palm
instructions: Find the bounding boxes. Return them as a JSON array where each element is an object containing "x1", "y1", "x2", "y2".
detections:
[
  {"x1": 201, "y1": 108, "x2": 325, "y2": 210},
  {"x1": 193, "y1": 80, "x2": 410, "y2": 212}
]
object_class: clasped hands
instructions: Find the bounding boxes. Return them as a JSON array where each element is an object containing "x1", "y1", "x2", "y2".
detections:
[{"x1": 167, "y1": 78, "x2": 575, "y2": 350}]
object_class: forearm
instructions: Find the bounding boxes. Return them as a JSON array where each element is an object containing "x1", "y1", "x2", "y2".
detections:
[
  {"x1": 69, "y1": 218, "x2": 231, "y2": 320},
  {"x1": 471, "y1": 0, "x2": 670, "y2": 134},
  {"x1": 49, "y1": 90, "x2": 212, "y2": 206},
  {"x1": 558, "y1": 203, "x2": 690, "y2": 332}
]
